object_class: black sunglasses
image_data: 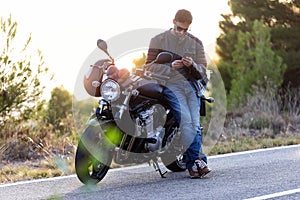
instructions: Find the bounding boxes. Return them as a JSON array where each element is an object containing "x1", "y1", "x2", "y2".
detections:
[{"x1": 175, "y1": 24, "x2": 188, "y2": 32}]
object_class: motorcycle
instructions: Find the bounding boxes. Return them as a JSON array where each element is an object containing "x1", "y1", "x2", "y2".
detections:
[{"x1": 75, "y1": 39, "x2": 214, "y2": 185}]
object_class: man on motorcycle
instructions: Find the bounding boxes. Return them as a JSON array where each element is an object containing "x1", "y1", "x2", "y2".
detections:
[{"x1": 145, "y1": 9, "x2": 211, "y2": 178}]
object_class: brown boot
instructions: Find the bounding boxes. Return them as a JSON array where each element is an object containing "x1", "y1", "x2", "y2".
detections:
[
  {"x1": 194, "y1": 159, "x2": 211, "y2": 178},
  {"x1": 188, "y1": 167, "x2": 201, "y2": 179},
  {"x1": 188, "y1": 159, "x2": 211, "y2": 178}
]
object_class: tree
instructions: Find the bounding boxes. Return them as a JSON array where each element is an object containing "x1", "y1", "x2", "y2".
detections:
[
  {"x1": 47, "y1": 86, "x2": 72, "y2": 128},
  {"x1": 217, "y1": 0, "x2": 300, "y2": 92},
  {"x1": 228, "y1": 20, "x2": 286, "y2": 106},
  {"x1": 132, "y1": 52, "x2": 146, "y2": 70},
  {"x1": 0, "y1": 16, "x2": 52, "y2": 135}
]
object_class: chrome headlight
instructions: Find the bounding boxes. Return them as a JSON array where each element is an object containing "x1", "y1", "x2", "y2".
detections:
[{"x1": 100, "y1": 79, "x2": 120, "y2": 102}]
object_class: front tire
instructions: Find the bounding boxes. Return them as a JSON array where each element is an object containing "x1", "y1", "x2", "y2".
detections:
[{"x1": 75, "y1": 126, "x2": 113, "y2": 185}]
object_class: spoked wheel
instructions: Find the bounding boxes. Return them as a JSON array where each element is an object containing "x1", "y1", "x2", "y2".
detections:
[
  {"x1": 75, "y1": 126, "x2": 113, "y2": 185},
  {"x1": 160, "y1": 131, "x2": 186, "y2": 172}
]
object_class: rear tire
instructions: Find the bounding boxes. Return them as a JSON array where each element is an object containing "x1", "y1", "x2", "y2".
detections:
[
  {"x1": 160, "y1": 133, "x2": 186, "y2": 172},
  {"x1": 161, "y1": 152, "x2": 186, "y2": 172}
]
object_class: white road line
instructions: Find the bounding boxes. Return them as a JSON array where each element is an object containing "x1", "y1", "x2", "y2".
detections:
[
  {"x1": 244, "y1": 188, "x2": 300, "y2": 200},
  {"x1": 209, "y1": 144, "x2": 300, "y2": 159},
  {"x1": 0, "y1": 175, "x2": 76, "y2": 188}
]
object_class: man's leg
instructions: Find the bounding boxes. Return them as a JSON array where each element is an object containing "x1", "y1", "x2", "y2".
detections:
[{"x1": 163, "y1": 82, "x2": 200, "y2": 169}]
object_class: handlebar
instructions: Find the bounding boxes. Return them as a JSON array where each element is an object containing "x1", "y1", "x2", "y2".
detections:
[{"x1": 201, "y1": 96, "x2": 215, "y2": 103}]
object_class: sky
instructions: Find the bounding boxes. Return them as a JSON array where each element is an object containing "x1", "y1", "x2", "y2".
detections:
[{"x1": 0, "y1": 0, "x2": 231, "y2": 99}]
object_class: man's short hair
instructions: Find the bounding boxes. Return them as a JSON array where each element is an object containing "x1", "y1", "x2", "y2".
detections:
[{"x1": 174, "y1": 9, "x2": 193, "y2": 24}]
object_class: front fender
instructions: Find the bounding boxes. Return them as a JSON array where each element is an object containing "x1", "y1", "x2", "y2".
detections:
[
  {"x1": 85, "y1": 117, "x2": 123, "y2": 146},
  {"x1": 86, "y1": 116, "x2": 102, "y2": 127},
  {"x1": 86, "y1": 114, "x2": 114, "y2": 126}
]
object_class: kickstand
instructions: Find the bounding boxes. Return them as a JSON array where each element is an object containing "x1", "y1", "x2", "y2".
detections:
[{"x1": 152, "y1": 159, "x2": 167, "y2": 178}]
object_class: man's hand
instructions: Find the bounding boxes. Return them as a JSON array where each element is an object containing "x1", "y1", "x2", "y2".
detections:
[
  {"x1": 182, "y1": 56, "x2": 193, "y2": 67},
  {"x1": 171, "y1": 60, "x2": 184, "y2": 69}
]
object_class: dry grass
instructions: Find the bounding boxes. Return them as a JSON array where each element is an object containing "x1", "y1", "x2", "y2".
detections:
[
  {"x1": 0, "y1": 120, "x2": 77, "y2": 184},
  {"x1": 0, "y1": 157, "x2": 74, "y2": 183},
  {"x1": 200, "y1": 86, "x2": 300, "y2": 157},
  {"x1": 208, "y1": 134, "x2": 300, "y2": 155}
]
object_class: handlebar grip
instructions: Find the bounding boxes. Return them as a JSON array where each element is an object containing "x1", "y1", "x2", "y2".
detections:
[{"x1": 201, "y1": 96, "x2": 215, "y2": 103}]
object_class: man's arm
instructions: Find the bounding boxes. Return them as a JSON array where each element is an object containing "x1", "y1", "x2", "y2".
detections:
[
  {"x1": 189, "y1": 38, "x2": 208, "y2": 81},
  {"x1": 146, "y1": 37, "x2": 161, "y2": 64},
  {"x1": 146, "y1": 48, "x2": 160, "y2": 64},
  {"x1": 145, "y1": 37, "x2": 173, "y2": 76}
]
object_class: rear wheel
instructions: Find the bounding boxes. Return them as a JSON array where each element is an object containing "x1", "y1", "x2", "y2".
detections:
[
  {"x1": 160, "y1": 130, "x2": 186, "y2": 172},
  {"x1": 161, "y1": 151, "x2": 186, "y2": 172},
  {"x1": 75, "y1": 126, "x2": 113, "y2": 185}
]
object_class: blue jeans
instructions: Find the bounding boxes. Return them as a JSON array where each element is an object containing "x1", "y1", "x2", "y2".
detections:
[{"x1": 163, "y1": 80, "x2": 207, "y2": 169}]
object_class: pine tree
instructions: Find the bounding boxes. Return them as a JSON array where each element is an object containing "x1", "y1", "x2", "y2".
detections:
[
  {"x1": 217, "y1": 0, "x2": 300, "y2": 92},
  {"x1": 229, "y1": 20, "x2": 286, "y2": 106}
]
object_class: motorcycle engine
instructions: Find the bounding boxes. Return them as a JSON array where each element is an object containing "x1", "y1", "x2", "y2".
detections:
[
  {"x1": 137, "y1": 106, "x2": 165, "y2": 152},
  {"x1": 145, "y1": 126, "x2": 165, "y2": 152}
]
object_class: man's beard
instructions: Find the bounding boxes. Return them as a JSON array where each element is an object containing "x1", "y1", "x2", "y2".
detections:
[{"x1": 171, "y1": 28, "x2": 186, "y2": 41}]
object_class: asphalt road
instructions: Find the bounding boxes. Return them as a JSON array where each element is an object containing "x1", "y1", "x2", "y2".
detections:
[{"x1": 1, "y1": 145, "x2": 300, "y2": 200}]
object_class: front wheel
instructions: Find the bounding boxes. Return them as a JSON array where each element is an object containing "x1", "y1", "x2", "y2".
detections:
[{"x1": 75, "y1": 126, "x2": 113, "y2": 185}]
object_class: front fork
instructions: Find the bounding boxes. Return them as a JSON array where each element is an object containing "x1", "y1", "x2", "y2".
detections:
[{"x1": 86, "y1": 99, "x2": 123, "y2": 149}]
